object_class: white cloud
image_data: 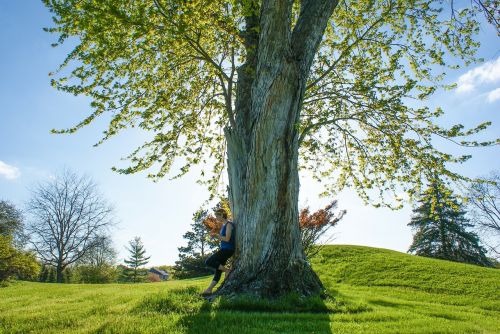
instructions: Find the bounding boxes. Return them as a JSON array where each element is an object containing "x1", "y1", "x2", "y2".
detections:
[
  {"x1": 456, "y1": 57, "x2": 500, "y2": 93},
  {"x1": 487, "y1": 87, "x2": 500, "y2": 103},
  {"x1": 0, "y1": 161, "x2": 21, "y2": 180}
]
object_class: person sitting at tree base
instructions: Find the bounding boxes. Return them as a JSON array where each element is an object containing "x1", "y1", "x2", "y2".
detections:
[{"x1": 201, "y1": 208, "x2": 235, "y2": 296}]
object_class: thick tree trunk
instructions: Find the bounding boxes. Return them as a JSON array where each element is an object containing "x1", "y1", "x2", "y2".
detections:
[
  {"x1": 217, "y1": 0, "x2": 339, "y2": 298},
  {"x1": 222, "y1": 61, "x2": 323, "y2": 298}
]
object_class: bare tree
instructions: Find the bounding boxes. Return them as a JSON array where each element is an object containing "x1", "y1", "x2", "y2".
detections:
[
  {"x1": 76, "y1": 234, "x2": 117, "y2": 267},
  {"x1": 468, "y1": 171, "x2": 500, "y2": 258},
  {"x1": 26, "y1": 170, "x2": 114, "y2": 282}
]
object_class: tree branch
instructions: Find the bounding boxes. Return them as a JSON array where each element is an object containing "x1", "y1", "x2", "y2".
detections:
[
  {"x1": 291, "y1": 0, "x2": 340, "y2": 74},
  {"x1": 305, "y1": 3, "x2": 395, "y2": 90}
]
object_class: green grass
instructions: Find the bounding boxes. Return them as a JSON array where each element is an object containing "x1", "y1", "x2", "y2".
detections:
[{"x1": 1, "y1": 245, "x2": 499, "y2": 333}]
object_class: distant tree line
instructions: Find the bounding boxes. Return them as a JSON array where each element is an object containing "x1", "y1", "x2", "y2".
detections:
[
  {"x1": 1, "y1": 195, "x2": 168, "y2": 284},
  {"x1": 36, "y1": 235, "x2": 159, "y2": 284},
  {"x1": 3, "y1": 168, "x2": 498, "y2": 287},
  {"x1": 1, "y1": 170, "x2": 170, "y2": 285}
]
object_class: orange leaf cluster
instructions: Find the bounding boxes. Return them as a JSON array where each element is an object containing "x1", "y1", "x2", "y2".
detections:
[
  {"x1": 299, "y1": 201, "x2": 343, "y2": 229},
  {"x1": 202, "y1": 215, "x2": 223, "y2": 233}
]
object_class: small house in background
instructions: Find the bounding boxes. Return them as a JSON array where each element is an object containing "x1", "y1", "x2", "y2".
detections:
[{"x1": 148, "y1": 268, "x2": 169, "y2": 280}]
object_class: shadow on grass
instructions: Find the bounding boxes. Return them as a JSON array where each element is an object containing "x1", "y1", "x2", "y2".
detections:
[
  {"x1": 368, "y1": 299, "x2": 405, "y2": 308},
  {"x1": 131, "y1": 287, "x2": 371, "y2": 334},
  {"x1": 367, "y1": 298, "x2": 464, "y2": 321}
]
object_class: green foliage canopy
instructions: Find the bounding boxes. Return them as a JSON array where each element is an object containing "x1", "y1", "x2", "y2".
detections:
[
  {"x1": 0, "y1": 235, "x2": 40, "y2": 282},
  {"x1": 44, "y1": 0, "x2": 498, "y2": 206},
  {"x1": 0, "y1": 201, "x2": 27, "y2": 249},
  {"x1": 72, "y1": 264, "x2": 118, "y2": 283}
]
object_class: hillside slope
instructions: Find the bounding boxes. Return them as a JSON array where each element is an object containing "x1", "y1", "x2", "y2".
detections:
[
  {"x1": 312, "y1": 245, "x2": 500, "y2": 299},
  {"x1": 0, "y1": 245, "x2": 498, "y2": 334}
]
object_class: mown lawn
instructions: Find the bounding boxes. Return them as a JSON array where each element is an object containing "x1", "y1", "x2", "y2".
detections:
[{"x1": 1, "y1": 245, "x2": 499, "y2": 333}]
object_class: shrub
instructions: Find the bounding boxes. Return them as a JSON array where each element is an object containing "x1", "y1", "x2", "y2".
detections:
[
  {"x1": 173, "y1": 255, "x2": 213, "y2": 279},
  {"x1": 0, "y1": 235, "x2": 40, "y2": 283},
  {"x1": 72, "y1": 264, "x2": 118, "y2": 283},
  {"x1": 147, "y1": 272, "x2": 161, "y2": 283}
]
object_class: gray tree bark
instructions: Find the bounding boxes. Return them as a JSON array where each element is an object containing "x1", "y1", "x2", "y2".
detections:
[{"x1": 219, "y1": 0, "x2": 339, "y2": 298}]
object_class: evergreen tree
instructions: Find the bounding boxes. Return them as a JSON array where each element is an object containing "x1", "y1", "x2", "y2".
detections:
[
  {"x1": 408, "y1": 180, "x2": 491, "y2": 267},
  {"x1": 47, "y1": 265, "x2": 56, "y2": 283},
  {"x1": 174, "y1": 208, "x2": 219, "y2": 279},
  {"x1": 181, "y1": 209, "x2": 219, "y2": 258},
  {"x1": 123, "y1": 237, "x2": 150, "y2": 283},
  {"x1": 201, "y1": 198, "x2": 233, "y2": 234}
]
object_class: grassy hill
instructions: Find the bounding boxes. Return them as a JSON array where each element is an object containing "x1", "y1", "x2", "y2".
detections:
[{"x1": 0, "y1": 245, "x2": 499, "y2": 333}]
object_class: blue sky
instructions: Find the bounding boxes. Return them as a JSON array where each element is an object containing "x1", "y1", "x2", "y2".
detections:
[{"x1": 0, "y1": 2, "x2": 499, "y2": 266}]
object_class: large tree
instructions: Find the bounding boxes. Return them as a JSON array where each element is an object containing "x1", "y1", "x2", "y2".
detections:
[
  {"x1": 26, "y1": 170, "x2": 114, "y2": 283},
  {"x1": 203, "y1": 198, "x2": 346, "y2": 258},
  {"x1": 44, "y1": 0, "x2": 498, "y2": 296}
]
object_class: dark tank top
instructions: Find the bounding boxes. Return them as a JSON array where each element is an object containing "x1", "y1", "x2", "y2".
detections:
[{"x1": 220, "y1": 221, "x2": 235, "y2": 250}]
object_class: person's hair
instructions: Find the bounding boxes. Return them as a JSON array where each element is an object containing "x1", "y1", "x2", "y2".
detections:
[{"x1": 215, "y1": 208, "x2": 228, "y2": 219}]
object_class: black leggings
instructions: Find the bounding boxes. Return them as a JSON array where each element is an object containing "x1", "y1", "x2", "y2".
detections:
[{"x1": 205, "y1": 248, "x2": 234, "y2": 283}]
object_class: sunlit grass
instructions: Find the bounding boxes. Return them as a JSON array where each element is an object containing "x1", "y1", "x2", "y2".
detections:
[{"x1": 0, "y1": 245, "x2": 499, "y2": 333}]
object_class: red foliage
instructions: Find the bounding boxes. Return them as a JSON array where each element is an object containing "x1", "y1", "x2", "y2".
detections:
[
  {"x1": 203, "y1": 201, "x2": 343, "y2": 232},
  {"x1": 202, "y1": 198, "x2": 231, "y2": 233},
  {"x1": 147, "y1": 272, "x2": 161, "y2": 283},
  {"x1": 202, "y1": 215, "x2": 223, "y2": 233},
  {"x1": 299, "y1": 201, "x2": 344, "y2": 229},
  {"x1": 299, "y1": 201, "x2": 346, "y2": 257}
]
